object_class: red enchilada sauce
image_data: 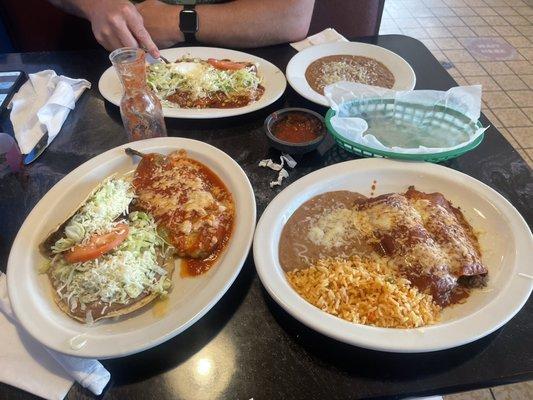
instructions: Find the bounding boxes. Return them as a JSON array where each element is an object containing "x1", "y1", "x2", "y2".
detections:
[
  {"x1": 132, "y1": 150, "x2": 235, "y2": 277},
  {"x1": 272, "y1": 112, "x2": 323, "y2": 143},
  {"x1": 166, "y1": 86, "x2": 264, "y2": 109},
  {"x1": 279, "y1": 188, "x2": 486, "y2": 308},
  {"x1": 181, "y1": 226, "x2": 232, "y2": 276}
]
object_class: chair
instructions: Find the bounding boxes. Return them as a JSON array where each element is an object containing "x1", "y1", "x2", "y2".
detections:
[
  {"x1": 0, "y1": 0, "x2": 97, "y2": 52},
  {"x1": 309, "y1": 0, "x2": 385, "y2": 37},
  {"x1": 0, "y1": 0, "x2": 385, "y2": 52}
]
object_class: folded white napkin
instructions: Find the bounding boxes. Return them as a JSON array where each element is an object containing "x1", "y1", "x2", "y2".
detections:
[
  {"x1": 9, "y1": 70, "x2": 91, "y2": 154},
  {"x1": 290, "y1": 28, "x2": 348, "y2": 51},
  {"x1": 0, "y1": 273, "x2": 110, "y2": 400}
]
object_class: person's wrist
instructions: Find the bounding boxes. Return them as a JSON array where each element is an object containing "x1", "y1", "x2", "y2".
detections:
[{"x1": 82, "y1": 0, "x2": 105, "y2": 22}]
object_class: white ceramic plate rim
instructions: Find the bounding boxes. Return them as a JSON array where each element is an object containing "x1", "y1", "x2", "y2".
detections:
[
  {"x1": 253, "y1": 159, "x2": 532, "y2": 353},
  {"x1": 8, "y1": 137, "x2": 256, "y2": 358},
  {"x1": 98, "y1": 46, "x2": 286, "y2": 119},
  {"x1": 286, "y1": 42, "x2": 416, "y2": 106}
]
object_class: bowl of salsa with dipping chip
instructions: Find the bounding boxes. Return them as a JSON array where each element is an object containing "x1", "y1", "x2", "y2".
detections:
[{"x1": 264, "y1": 108, "x2": 326, "y2": 154}]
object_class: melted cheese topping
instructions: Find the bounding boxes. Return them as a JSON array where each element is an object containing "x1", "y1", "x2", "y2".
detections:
[
  {"x1": 133, "y1": 150, "x2": 234, "y2": 259},
  {"x1": 307, "y1": 208, "x2": 353, "y2": 248},
  {"x1": 301, "y1": 190, "x2": 485, "y2": 305},
  {"x1": 317, "y1": 61, "x2": 370, "y2": 88},
  {"x1": 409, "y1": 198, "x2": 482, "y2": 276}
]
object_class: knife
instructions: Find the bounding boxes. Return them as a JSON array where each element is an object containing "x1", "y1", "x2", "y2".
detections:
[{"x1": 23, "y1": 132, "x2": 49, "y2": 165}]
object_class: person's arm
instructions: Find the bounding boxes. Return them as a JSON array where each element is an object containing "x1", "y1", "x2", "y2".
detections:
[
  {"x1": 47, "y1": 0, "x2": 161, "y2": 57},
  {"x1": 137, "y1": 0, "x2": 315, "y2": 49}
]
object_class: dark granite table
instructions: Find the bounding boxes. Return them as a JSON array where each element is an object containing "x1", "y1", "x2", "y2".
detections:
[{"x1": 0, "y1": 35, "x2": 532, "y2": 400}]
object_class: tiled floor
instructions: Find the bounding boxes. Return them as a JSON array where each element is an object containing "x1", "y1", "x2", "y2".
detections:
[
  {"x1": 380, "y1": 0, "x2": 533, "y2": 168},
  {"x1": 380, "y1": 0, "x2": 532, "y2": 398}
]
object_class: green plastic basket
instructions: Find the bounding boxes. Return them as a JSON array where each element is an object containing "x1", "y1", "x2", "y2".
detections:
[{"x1": 325, "y1": 99, "x2": 485, "y2": 163}]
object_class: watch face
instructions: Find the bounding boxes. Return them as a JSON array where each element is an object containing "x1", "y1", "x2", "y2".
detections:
[{"x1": 180, "y1": 10, "x2": 198, "y2": 33}]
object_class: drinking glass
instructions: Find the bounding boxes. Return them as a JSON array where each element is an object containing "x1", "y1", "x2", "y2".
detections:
[{"x1": 110, "y1": 47, "x2": 167, "y2": 141}]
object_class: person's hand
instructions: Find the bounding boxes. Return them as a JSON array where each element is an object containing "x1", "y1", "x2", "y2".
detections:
[
  {"x1": 136, "y1": 0, "x2": 183, "y2": 49},
  {"x1": 85, "y1": 0, "x2": 160, "y2": 58}
]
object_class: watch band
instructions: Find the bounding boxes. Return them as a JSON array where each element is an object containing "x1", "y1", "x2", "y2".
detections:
[
  {"x1": 180, "y1": 0, "x2": 198, "y2": 43},
  {"x1": 184, "y1": 32, "x2": 197, "y2": 43}
]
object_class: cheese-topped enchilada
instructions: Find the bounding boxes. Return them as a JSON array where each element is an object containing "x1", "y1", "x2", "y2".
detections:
[{"x1": 281, "y1": 187, "x2": 487, "y2": 328}]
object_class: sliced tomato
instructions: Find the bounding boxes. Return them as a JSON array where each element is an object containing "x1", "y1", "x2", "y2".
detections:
[
  {"x1": 64, "y1": 223, "x2": 129, "y2": 264},
  {"x1": 207, "y1": 58, "x2": 249, "y2": 71}
]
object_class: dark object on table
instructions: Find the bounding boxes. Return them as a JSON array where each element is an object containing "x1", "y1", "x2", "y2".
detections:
[
  {"x1": 264, "y1": 108, "x2": 326, "y2": 154},
  {"x1": 0, "y1": 70, "x2": 26, "y2": 113},
  {"x1": 22, "y1": 132, "x2": 49, "y2": 165},
  {"x1": 125, "y1": 148, "x2": 146, "y2": 159},
  {"x1": 0, "y1": 36, "x2": 531, "y2": 400}
]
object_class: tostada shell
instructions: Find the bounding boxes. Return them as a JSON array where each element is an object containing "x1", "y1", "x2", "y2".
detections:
[
  {"x1": 50, "y1": 257, "x2": 176, "y2": 323},
  {"x1": 39, "y1": 173, "x2": 127, "y2": 257},
  {"x1": 40, "y1": 173, "x2": 176, "y2": 323}
]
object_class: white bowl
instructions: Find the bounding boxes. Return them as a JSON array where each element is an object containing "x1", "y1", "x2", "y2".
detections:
[
  {"x1": 286, "y1": 42, "x2": 416, "y2": 106},
  {"x1": 254, "y1": 158, "x2": 532, "y2": 352}
]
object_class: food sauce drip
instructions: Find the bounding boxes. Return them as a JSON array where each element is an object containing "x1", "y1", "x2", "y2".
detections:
[
  {"x1": 181, "y1": 228, "x2": 232, "y2": 276},
  {"x1": 370, "y1": 179, "x2": 377, "y2": 196}
]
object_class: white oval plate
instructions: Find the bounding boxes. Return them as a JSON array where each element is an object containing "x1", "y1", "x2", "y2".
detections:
[
  {"x1": 98, "y1": 46, "x2": 286, "y2": 119},
  {"x1": 253, "y1": 159, "x2": 532, "y2": 353},
  {"x1": 8, "y1": 137, "x2": 256, "y2": 359},
  {"x1": 286, "y1": 42, "x2": 416, "y2": 107}
]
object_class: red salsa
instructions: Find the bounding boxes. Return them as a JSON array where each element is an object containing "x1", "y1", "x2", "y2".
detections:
[{"x1": 272, "y1": 112, "x2": 323, "y2": 143}]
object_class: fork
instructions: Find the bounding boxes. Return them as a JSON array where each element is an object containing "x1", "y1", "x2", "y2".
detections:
[{"x1": 158, "y1": 55, "x2": 171, "y2": 64}]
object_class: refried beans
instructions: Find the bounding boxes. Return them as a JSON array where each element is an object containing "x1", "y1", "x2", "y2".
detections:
[{"x1": 305, "y1": 55, "x2": 395, "y2": 94}]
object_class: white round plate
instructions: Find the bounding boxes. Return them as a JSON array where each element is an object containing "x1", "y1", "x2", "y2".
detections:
[
  {"x1": 8, "y1": 137, "x2": 256, "y2": 359},
  {"x1": 253, "y1": 159, "x2": 532, "y2": 353},
  {"x1": 98, "y1": 46, "x2": 286, "y2": 119},
  {"x1": 286, "y1": 42, "x2": 416, "y2": 107}
]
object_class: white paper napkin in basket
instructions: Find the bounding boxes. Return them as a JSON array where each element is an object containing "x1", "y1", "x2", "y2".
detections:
[
  {"x1": 0, "y1": 273, "x2": 110, "y2": 400},
  {"x1": 325, "y1": 82, "x2": 487, "y2": 154},
  {"x1": 290, "y1": 28, "x2": 348, "y2": 51},
  {"x1": 10, "y1": 70, "x2": 91, "y2": 154}
]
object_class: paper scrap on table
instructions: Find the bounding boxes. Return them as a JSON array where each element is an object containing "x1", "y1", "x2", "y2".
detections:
[
  {"x1": 280, "y1": 154, "x2": 297, "y2": 168},
  {"x1": 10, "y1": 70, "x2": 91, "y2": 154},
  {"x1": 290, "y1": 28, "x2": 348, "y2": 52},
  {"x1": 258, "y1": 153, "x2": 297, "y2": 187},
  {"x1": 0, "y1": 273, "x2": 110, "y2": 400},
  {"x1": 270, "y1": 169, "x2": 289, "y2": 188},
  {"x1": 259, "y1": 159, "x2": 283, "y2": 171}
]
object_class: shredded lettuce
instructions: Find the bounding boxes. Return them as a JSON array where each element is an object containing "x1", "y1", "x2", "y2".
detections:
[
  {"x1": 51, "y1": 178, "x2": 134, "y2": 253},
  {"x1": 49, "y1": 211, "x2": 170, "y2": 311},
  {"x1": 146, "y1": 58, "x2": 261, "y2": 104}
]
